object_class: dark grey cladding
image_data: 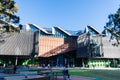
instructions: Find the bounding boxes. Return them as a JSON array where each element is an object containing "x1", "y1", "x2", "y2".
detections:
[
  {"x1": 0, "y1": 30, "x2": 39, "y2": 56},
  {"x1": 77, "y1": 32, "x2": 120, "y2": 58}
]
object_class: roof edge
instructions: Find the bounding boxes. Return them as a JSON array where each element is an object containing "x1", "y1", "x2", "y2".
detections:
[{"x1": 86, "y1": 25, "x2": 101, "y2": 34}]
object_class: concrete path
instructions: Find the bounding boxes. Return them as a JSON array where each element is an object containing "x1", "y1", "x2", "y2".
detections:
[
  {"x1": 0, "y1": 72, "x2": 98, "y2": 80},
  {"x1": 0, "y1": 70, "x2": 101, "y2": 80},
  {"x1": 57, "y1": 75, "x2": 98, "y2": 80}
]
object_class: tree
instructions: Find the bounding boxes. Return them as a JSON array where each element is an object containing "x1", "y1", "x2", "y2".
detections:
[
  {"x1": 105, "y1": 7, "x2": 120, "y2": 44},
  {"x1": 0, "y1": 0, "x2": 20, "y2": 33}
]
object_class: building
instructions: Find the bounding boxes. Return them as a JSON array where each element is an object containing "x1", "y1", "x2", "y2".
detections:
[
  {"x1": 0, "y1": 23, "x2": 120, "y2": 68},
  {"x1": 0, "y1": 30, "x2": 39, "y2": 66},
  {"x1": 27, "y1": 24, "x2": 120, "y2": 67},
  {"x1": 77, "y1": 25, "x2": 120, "y2": 67},
  {"x1": 27, "y1": 24, "x2": 79, "y2": 67}
]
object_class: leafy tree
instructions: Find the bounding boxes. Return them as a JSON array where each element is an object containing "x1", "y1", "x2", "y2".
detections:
[
  {"x1": 105, "y1": 7, "x2": 120, "y2": 44},
  {"x1": 0, "y1": 0, "x2": 21, "y2": 33}
]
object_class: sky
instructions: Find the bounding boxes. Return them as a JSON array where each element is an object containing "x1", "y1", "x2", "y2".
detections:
[{"x1": 15, "y1": 0, "x2": 120, "y2": 32}]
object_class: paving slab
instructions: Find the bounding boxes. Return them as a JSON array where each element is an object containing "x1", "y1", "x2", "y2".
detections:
[
  {"x1": 0, "y1": 71, "x2": 99, "y2": 80},
  {"x1": 56, "y1": 75, "x2": 96, "y2": 80}
]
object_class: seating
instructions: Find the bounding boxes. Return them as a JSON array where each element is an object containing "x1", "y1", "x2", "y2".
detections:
[
  {"x1": 37, "y1": 69, "x2": 52, "y2": 75},
  {"x1": 4, "y1": 75, "x2": 50, "y2": 80},
  {"x1": 24, "y1": 75, "x2": 50, "y2": 80},
  {"x1": 4, "y1": 76, "x2": 26, "y2": 80},
  {"x1": 37, "y1": 68, "x2": 64, "y2": 80},
  {"x1": 4, "y1": 67, "x2": 14, "y2": 74}
]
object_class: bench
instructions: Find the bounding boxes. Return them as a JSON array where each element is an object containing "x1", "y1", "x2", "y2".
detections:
[
  {"x1": 37, "y1": 69, "x2": 65, "y2": 80},
  {"x1": 4, "y1": 67, "x2": 14, "y2": 74},
  {"x1": 53, "y1": 69, "x2": 70, "y2": 80},
  {"x1": 37, "y1": 69, "x2": 52, "y2": 75},
  {"x1": 4, "y1": 75, "x2": 50, "y2": 80},
  {"x1": 37, "y1": 69, "x2": 57, "y2": 79},
  {"x1": 23, "y1": 75, "x2": 50, "y2": 80},
  {"x1": 4, "y1": 76, "x2": 25, "y2": 80}
]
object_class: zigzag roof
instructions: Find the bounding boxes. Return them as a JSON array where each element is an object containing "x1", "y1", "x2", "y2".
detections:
[
  {"x1": 27, "y1": 24, "x2": 75, "y2": 36},
  {"x1": 27, "y1": 24, "x2": 51, "y2": 34},
  {"x1": 85, "y1": 25, "x2": 101, "y2": 34}
]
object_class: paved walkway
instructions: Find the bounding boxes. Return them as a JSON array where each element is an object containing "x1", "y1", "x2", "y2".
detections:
[
  {"x1": 0, "y1": 72, "x2": 98, "y2": 80},
  {"x1": 0, "y1": 67, "x2": 102, "y2": 80},
  {"x1": 57, "y1": 76, "x2": 98, "y2": 80}
]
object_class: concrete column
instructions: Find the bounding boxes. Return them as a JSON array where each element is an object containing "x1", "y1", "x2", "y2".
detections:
[
  {"x1": 15, "y1": 57, "x2": 18, "y2": 65},
  {"x1": 82, "y1": 58, "x2": 85, "y2": 67}
]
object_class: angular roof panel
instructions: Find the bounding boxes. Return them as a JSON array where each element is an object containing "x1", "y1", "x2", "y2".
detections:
[
  {"x1": 85, "y1": 25, "x2": 101, "y2": 34},
  {"x1": 27, "y1": 24, "x2": 78, "y2": 36}
]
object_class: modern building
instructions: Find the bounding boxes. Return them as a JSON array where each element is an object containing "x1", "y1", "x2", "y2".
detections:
[
  {"x1": 26, "y1": 24, "x2": 79, "y2": 67},
  {"x1": 77, "y1": 25, "x2": 120, "y2": 67},
  {"x1": 0, "y1": 30, "x2": 39, "y2": 66},
  {"x1": 27, "y1": 24, "x2": 120, "y2": 67},
  {"x1": 0, "y1": 23, "x2": 120, "y2": 68}
]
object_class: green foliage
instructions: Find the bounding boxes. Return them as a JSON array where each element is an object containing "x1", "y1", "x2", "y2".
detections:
[
  {"x1": 106, "y1": 7, "x2": 120, "y2": 30},
  {"x1": 0, "y1": 0, "x2": 20, "y2": 33},
  {"x1": 0, "y1": 0, "x2": 19, "y2": 23},
  {"x1": 8, "y1": 60, "x2": 12, "y2": 65},
  {"x1": 0, "y1": 60, "x2": 3, "y2": 64},
  {"x1": 22, "y1": 59, "x2": 39, "y2": 65},
  {"x1": 105, "y1": 7, "x2": 120, "y2": 44},
  {"x1": 22, "y1": 59, "x2": 31, "y2": 65}
]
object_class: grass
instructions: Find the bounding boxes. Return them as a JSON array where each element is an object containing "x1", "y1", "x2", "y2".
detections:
[
  {"x1": 28, "y1": 68, "x2": 120, "y2": 80},
  {"x1": 69, "y1": 69, "x2": 120, "y2": 80}
]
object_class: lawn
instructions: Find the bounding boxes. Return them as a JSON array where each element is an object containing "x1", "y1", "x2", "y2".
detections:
[{"x1": 69, "y1": 69, "x2": 120, "y2": 80}]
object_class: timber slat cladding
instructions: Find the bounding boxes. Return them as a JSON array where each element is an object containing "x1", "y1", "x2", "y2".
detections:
[
  {"x1": 39, "y1": 36, "x2": 76, "y2": 57},
  {"x1": 39, "y1": 36, "x2": 64, "y2": 56}
]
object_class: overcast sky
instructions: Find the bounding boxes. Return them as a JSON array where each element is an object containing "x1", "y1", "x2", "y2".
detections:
[{"x1": 15, "y1": 0, "x2": 120, "y2": 32}]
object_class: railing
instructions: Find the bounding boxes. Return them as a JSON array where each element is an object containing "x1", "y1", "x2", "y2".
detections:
[{"x1": 41, "y1": 43, "x2": 76, "y2": 57}]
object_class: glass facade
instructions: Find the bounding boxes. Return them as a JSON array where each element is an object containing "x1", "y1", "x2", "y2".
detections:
[
  {"x1": 28, "y1": 25, "x2": 77, "y2": 40},
  {"x1": 89, "y1": 35, "x2": 102, "y2": 57},
  {"x1": 29, "y1": 25, "x2": 39, "y2": 31}
]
